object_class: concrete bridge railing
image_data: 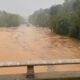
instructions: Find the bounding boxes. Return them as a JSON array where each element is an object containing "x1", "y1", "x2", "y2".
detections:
[{"x1": 0, "y1": 59, "x2": 80, "y2": 78}]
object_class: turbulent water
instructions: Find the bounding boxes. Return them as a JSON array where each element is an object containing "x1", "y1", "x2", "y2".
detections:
[{"x1": 0, "y1": 24, "x2": 80, "y2": 74}]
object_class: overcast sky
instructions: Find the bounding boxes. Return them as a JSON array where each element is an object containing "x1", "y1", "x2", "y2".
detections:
[{"x1": 0, "y1": 0, "x2": 64, "y2": 18}]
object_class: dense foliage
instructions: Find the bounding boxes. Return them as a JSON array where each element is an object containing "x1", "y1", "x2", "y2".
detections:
[
  {"x1": 0, "y1": 11, "x2": 24, "y2": 27},
  {"x1": 29, "y1": 0, "x2": 80, "y2": 39},
  {"x1": 29, "y1": 9, "x2": 50, "y2": 27}
]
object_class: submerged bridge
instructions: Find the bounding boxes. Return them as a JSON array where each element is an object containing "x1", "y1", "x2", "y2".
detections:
[{"x1": 0, "y1": 59, "x2": 80, "y2": 80}]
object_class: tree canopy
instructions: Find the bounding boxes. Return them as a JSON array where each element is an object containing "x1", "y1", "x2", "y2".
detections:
[
  {"x1": 0, "y1": 11, "x2": 24, "y2": 27},
  {"x1": 29, "y1": 0, "x2": 80, "y2": 39}
]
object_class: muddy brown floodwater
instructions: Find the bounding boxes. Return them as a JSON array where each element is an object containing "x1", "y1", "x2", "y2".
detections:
[{"x1": 0, "y1": 24, "x2": 80, "y2": 75}]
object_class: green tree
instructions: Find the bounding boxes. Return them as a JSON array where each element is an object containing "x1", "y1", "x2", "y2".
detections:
[{"x1": 0, "y1": 11, "x2": 24, "y2": 27}]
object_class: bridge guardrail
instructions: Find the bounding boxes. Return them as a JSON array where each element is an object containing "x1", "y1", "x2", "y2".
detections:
[{"x1": 0, "y1": 59, "x2": 80, "y2": 78}]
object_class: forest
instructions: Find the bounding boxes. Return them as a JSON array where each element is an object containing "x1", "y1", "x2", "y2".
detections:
[
  {"x1": 29, "y1": 0, "x2": 80, "y2": 39},
  {"x1": 0, "y1": 11, "x2": 24, "y2": 27}
]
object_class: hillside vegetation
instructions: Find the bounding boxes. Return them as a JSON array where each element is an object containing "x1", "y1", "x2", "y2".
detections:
[
  {"x1": 29, "y1": 0, "x2": 80, "y2": 39},
  {"x1": 0, "y1": 11, "x2": 24, "y2": 27}
]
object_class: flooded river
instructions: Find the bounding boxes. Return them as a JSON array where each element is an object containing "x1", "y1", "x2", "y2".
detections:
[{"x1": 0, "y1": 25, "x2": 80, "y2": 74}]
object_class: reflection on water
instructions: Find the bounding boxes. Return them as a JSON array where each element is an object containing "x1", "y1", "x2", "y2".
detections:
[{"x1": 0, "y1": 25, "x2": 80, "y2": 74}]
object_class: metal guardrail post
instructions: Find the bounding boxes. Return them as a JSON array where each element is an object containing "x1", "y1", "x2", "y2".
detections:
[{"x1": 27, "y1": 65, "x2": 34, "y2": 78}]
